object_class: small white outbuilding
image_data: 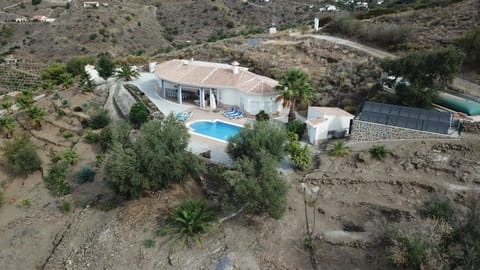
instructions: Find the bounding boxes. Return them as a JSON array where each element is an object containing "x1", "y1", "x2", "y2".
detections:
[{"x1": 305, "y1": 106, "x2": 354, "y2": 145}]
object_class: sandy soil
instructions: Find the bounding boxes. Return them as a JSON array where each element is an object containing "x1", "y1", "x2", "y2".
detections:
[
  {"x1": 1, "y1": 118, "x2": 479, "y2": 270},
  {"x1": 1, "y1": 84, "x2": 480, "y2": 270}
]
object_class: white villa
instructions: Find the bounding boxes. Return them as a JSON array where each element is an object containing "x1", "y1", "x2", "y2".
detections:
[
  {"x1": 305, "y1": 106, "x2": 354, "y2": 144},
  {"x1": 153, "y1": 59, "x2": 282, "y2": 115}
]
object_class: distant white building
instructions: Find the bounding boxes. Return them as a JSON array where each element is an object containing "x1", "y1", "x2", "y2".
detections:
[
  {"x1": 269, "y1": 25, "x2": 277, "y2": 34},
  {"x1": 32, "y1": 15, "x2": 48, "y2": 22},
  {"x1": 355, "y1": 2, "x2": 369, "y2": 10},
  {"x1": 326, "y1": 5, "x2": 337, "y2": 12},
  {"x1": 83, "y1": 1, "x2": 100, "y2": 8},
  {"x1": 305, "y1": 106, "x2": 354, "y2": 144},
  {"x1": 15, "y1": 16, "x2": 28, "y2": 23}
]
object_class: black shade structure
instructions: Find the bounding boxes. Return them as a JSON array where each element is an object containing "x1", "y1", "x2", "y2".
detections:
[{"x1": 357, "y1": 102, "x2": 453, "y2": 135}]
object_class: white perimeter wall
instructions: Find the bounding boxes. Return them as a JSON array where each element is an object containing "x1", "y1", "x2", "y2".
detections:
[
  {"x1": 328, "y1": 115, "x2": 353, "y2": 134},
  {"x1": 218, "y1": 89, "x2": 280, "y2": 115},
  {"x1": 308, "y1": 121, "x2": 329, "y2": 144}
]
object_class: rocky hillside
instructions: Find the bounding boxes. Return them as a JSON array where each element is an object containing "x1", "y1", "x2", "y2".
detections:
[
  {"x1": 0, "y1": 0, "x2": 321, "y2": 61},
  {"x1": 371, "y1": 0, "x2": 479, "y2": 47}
]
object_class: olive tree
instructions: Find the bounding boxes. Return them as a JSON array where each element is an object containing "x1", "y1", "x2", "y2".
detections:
[
  {"x1": 3, "y1": 133, "x2": 42, "y2": 175},
  {"x1": 223, "y1": 150, "x2": 288, "y2": 219},
  {"x1": 103, "y1": 114, "x2": 204, "y2": 198},
  {"x1": 227, "y1": 121, "x2": 288, "y2": 162}
]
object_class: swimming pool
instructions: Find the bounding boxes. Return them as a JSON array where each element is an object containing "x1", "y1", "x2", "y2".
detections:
[{"x1": 188, "y1": 120, "x2": 243, "y2": 142}]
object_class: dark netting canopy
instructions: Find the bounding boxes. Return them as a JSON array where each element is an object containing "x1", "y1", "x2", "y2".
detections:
[{"x1": 358, "y1": 102, "x2": 453, "y2": 135}]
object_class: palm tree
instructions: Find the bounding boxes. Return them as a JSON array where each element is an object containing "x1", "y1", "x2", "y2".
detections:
[
  {"x1": 26, "y1": 105, "x2": 46, "y2": 130},
  {"x1": 328, "y1": 140, "x2": 350, "y2": 157},
  {"x1": 0, "y1": 115, "x2": 16, "y2": 138},
  {"x1": 275, "y1": 68, "x2": 314, "y2": 122},
  {"x1": 59, "y1": 73, "x2": 75, "y2": 89},
  {"x1": 1, "y1": 101, "x2": 14, "y2": 114},
  {"x1": 159, "y1": 197, "x2": 217, "y2": 248},
  {"x1": 115, "y1": 65, "x2": 140, "y2": 81},
  {"x1": 16, "y1": 89, "x2": 34, "y2": 110}
]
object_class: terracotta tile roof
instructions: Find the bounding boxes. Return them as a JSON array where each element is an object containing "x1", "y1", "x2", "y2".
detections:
[
  {"x1": 305, "y1": 117, "x2": 328, "y2": 126},
  {"x1": 154, "y1": 59, "x2": 278, "y2": 95},
  {"x1": 311, "y1": 107, "x2": 354, "y2": 117}
]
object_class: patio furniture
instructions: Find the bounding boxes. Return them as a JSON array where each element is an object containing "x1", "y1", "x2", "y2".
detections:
[
  {"x1": 223, "y1": 107, "x2": 236, "y2": 115},
  {"x1": 228, "y1": 110, "x2": 243, "y2": 119},
  {"x1": 175, "y1": 111, "x2": 192, "y2": 121},
  {"x1": 223, "y1": 108, "x2": 239, "y2": 116}
]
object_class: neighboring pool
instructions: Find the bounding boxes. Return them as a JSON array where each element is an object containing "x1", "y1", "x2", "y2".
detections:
[{"x1": 188, "y1": 120, "x2": 243, "y2": 142}]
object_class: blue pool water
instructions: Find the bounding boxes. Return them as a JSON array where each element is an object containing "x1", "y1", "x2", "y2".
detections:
[{"x1": 190, "y1": 121, "x2": 243, "y2": 142}]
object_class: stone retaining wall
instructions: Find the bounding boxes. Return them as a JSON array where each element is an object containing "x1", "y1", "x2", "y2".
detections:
[
  {"x1": 351, "y1": 120, "x2": 457, "y2": 141},
  {"x1": 462, "y1": 121, "x2": 480, "y2": 134}
]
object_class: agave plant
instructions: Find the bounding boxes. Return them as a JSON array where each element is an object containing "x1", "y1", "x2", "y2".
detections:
[
  {"x1": 159, "y1": 197, "x2": 217, "y2": 248},
  {"x1": 370, "y1": 144, "x2": 388, "y2": 160},
  {"x1": 328, "y1": 140, "x2": 350, "y2": 157}
]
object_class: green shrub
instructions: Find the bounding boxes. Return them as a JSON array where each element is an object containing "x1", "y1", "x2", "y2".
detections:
[
  {"x1": 356, "y1": 7, "x2": 397, "y2": 19},
  {"x1": 286, "y1": 139, "x2": 312, "y2": 171},
  {"x1": 98, "y1": 126, "x2": 113, "y2": 152},
  {"x1": 41, "y1": 63, "x2": 67, "y2": 85},
  {"x1": 32, "y1": 0, "x2": 42, "y2": 5},
  {"x1": 458, "y1": 28, "x2": 480, "y2": 70},
  {"x1": 84, "y1": 128, "x2": 99, "y2": 144},
  {"x1": 255, "y1": 110, "x2": 270, "y2": 121},
  {"x1": 66, "y1": 56, "x2": 95, "y2": 76},
  {"x1": 227, "y1": 121, "x2": 288, "y2": 162},
  {"x1": 286, "y1": 120, "x2": 306, "y2": 138},
  {"x1": 387, "y1": 232, "x2": 428, "y2": 269},
  {"x1": 87, "y1": 109, "x2": 110, "y2": 129},
  {"x1": 74, "y1": 165, "x2": 96, "y2": 183},
  {"x1": 62, "y1": 200, "x2": 72, "y2": 212},
  {"x1": 19, "y1": 198, "x2": 32, "y2": 207},
  {"x1": 369, "y1": 145, "x2": 388, "y2": 160},
  {"x1": 421, "y1": 197, "x2": 454, "y2": 222},
  {"x1": 73, "y1": 106, "x2": 82, "y2": 112},
  {"x1": 129, "y1": 102, "x2": 149, "y2": 128},
  {"x1": 143, "y1": 239, "x2": 156, "y2": 248},
  {"x1": 159, "y1": 197, "x2": 217, "y2": 248},
  {"x1": 326, "y1": 16, "x2": 414, "y2": 47},
  {"x1": 3, "y1": 133, "x2": 42, "y2": 175},
  {"x1": 329, "y1": 140, "x2": 350, "y2": 157},
  {"x1": 44, "y1": 163, "x2": 71, "y2": 196},
  {"x1": 223, "y1": 151, "x2": 288, "y2": 219},
  {"x1": 63, "y1": 149, "x2": 79, "y2": 164}
]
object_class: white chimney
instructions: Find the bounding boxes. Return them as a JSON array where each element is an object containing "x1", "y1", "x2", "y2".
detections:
[
  {"x1": 232, "y1": 61, "x2": 240, "y2": 74},
  {"x1": 148, "y1": 62, "x2": 156, "y2": 73}
]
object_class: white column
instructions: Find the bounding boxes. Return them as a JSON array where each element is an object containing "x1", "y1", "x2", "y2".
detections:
[
  {"x1": 177, "y1": 85, "x2": 182, "y2": 104},
  {"x1": 161, "y1": 80, "x2": 166, "y2": 98},
  {"x1": 200, "y1": 88, "x2": 205, "y2": 108}
]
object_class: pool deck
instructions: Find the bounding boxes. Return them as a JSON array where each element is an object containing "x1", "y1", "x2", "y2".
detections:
[
  {"x1": 185, "y1": 107, "x2": 251, "y2": 165},
  {"x1": 128, "y1": 73, "x2": 253, "y2": 164}
]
